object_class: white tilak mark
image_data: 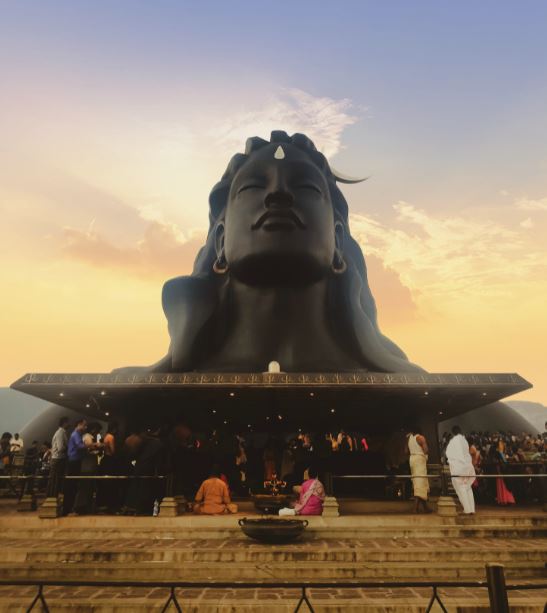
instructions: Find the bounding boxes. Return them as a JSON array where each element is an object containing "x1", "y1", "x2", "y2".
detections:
[{"x1": 274, "y1": 145, "x2": 285, "y2": 160}]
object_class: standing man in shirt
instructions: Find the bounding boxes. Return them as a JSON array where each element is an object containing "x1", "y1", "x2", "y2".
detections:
[
  {"x1": 10, "y1": 433, "x2": 24, "y2": 453},
  {"x1": 47, "y1": 417, "x2": 70, "y2": 498},
  {"x1": 446, "y1": 425, "x2": 476, "y2": 515},
  {"x1": 62, "y1": 419, "x2": 88, "y2": 516}
]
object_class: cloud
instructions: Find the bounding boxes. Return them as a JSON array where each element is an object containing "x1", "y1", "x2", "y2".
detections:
[
  {"x1": 53, "y1": 86, "x2": 362, "y2": 278},
  {"x1": 350, "y1": 202, "x2": 547, "y2": 310},
  {"x1": 520, "y1": 217, "x2": 534, "y2": 229},
  {"x1": 365, "y1": 254, "x2": 417, "y2": 324},
  {"x1": 60, "y1": 195, "x2": 547, "y2": 324},
  {"x1": 61, "y1": 220, "x2": 205, "y2": 278},
  {"x1": 515, "y1": 196, "x2": 547, "y2": 211},
  {"x1": 210, "y1": 88, "x2": 358, "y2": 158}
]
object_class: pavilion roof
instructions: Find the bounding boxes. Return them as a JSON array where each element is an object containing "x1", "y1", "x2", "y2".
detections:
[{"x1": 10, "y1": 371, "x2": 532, "y2": 431}]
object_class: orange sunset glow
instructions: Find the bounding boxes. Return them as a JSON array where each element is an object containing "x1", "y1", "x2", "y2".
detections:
[{"x1": 1, "y1": 4, "x2": 546, "y2": 406}]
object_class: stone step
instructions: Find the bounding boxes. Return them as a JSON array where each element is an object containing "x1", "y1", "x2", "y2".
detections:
[
  {"x1": 1, "y1": 524, "x2": 546, "y2": 540},
  {"x1": 1, "y1": 560, "x2": 544, "y2": 581},
  {"x1": 2, "y1": 512, "x2": 545, "y2": 531},
  {"x1": 0, "y1": 585, "x2": 546, "y2": 613},
  {"x1": 6, "y1": 545, "x2": 546, "y2": 565}
]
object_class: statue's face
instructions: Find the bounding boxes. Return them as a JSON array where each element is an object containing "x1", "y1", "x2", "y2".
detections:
[{"x1": 223, "y1": 145, "x2": 336, "y2": 284}]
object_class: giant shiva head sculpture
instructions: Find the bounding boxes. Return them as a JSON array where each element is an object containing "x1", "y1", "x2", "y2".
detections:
[{"x1": 140, "y1": 131, "x2": 423, "y2": 374}]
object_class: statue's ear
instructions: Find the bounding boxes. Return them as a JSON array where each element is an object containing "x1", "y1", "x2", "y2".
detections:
[
  {"x1": 214, "y1": 221, "x2": 225, "y2": 259},
  {"x1": 334, "y1": 220, "x2": 345, "y2": 257}
]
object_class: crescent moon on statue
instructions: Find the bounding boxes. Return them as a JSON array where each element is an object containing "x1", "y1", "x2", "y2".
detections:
[{"x1": 330, "y1": 167, "x2": 369, "y2": 184}]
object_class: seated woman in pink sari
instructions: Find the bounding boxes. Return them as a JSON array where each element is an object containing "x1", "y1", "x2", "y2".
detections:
[{"x1": 279, "y1": 467, "x2": 325, "y2": 516}]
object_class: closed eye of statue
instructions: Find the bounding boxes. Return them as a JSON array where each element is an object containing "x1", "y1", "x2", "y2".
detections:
[
  {"x1": 296, "y1": 184, "x2": 322, "y2": 194},
  {"x1": 237, "y1": 184, "x2": 265, "y2": 194}
]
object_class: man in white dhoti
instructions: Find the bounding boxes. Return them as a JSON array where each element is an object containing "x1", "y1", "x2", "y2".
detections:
[
  {"x1": 407, "y1": 429, "x2": 432, "y2": 513},
  {"x1": 445, "y1": 425, "x2": 476, "y2": 514}
]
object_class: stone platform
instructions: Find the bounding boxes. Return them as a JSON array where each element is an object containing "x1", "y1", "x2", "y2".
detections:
[{"x1": 0, "y1": 508, "x2": 545, "y2": 611}]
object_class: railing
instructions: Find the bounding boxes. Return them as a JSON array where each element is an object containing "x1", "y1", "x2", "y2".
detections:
[
  {"x1": 0, "y1": 474, "x2": 169, "y2": 513},
  {"x1": 331, "y1": 469, "x2": 547, "y2": 500},
  {"x1": 0, "y1": 565, "x2": 545, "y2": 613},
  {"x1": 0, "y1": 475, "x2": 167, "y2": 479},
  {"x1": 1, "y1": 471, "x2": 545, "y2": 509}
]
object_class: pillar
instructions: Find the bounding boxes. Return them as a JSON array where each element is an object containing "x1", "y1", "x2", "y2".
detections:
[
  {"x1": 39, "y1": 496, "x2": 62, "y2": 518},
  {"x1": 159, "y1": 496, "x2": 179, "y2": 517},
  {"x1": 322, "y1": 496, "x2": 340, "y2": 517},
  {"x1": 418, "y1": 416, "x2": 440, "y2": 464},
  {"x1": 17, "y1": 476, "x2": 36, "y2": 512},
  {"x1": 38, "y1": 458, "x2": 65, "y2": 518}
]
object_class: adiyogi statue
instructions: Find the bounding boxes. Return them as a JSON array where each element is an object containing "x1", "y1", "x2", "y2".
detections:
[{"x1": 117, "y1": 131, "x2": 423, "y2": 374}]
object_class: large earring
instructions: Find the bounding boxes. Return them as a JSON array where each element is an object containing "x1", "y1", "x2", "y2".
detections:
[
  {"x1": 213, "y1": 253, "x2": 229, "y2": 274},
  {"x1": 332, "y1": 253, "x2": 347, "y2": 274}
]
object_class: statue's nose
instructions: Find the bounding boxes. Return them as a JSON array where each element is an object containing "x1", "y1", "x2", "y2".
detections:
[{"x1": 264, "y1": 190, "x2": 294, "y2": 209}]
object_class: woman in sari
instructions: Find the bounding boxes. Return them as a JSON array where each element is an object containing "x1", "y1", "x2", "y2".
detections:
[
  {"x1": 279, "y1": 467, "x2": 325, "y2": 516},
  {"x1": 487, "y1": 446, "x2": 515, "y2": 505}
]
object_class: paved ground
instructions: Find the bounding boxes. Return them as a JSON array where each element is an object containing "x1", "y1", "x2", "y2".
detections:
[{"x1": 0, "y1": 584, "x2": 546, "y2": 612}]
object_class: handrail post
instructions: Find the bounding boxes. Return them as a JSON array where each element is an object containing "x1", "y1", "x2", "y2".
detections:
[
  {"x1": 540, "y1": 460, "x2": 547, "y2": 512},
  {"x1": 437, "y1": 464, "x2": 457, "y2": 517},
  {"x1": 294, "y1": 585, "x2": 314, "y2": 612},
  {"x1": 486, "y1": 563, "x2": 509, "y2": 613},
  {"x1": 440, "y1": 464, "x2": 449, "y2": 497},
  {"x1": 17, "y1": 475, "x2": 37, "y2": 512},
  {"x1": 325, "y1": 471, "x2": 333, "y2": 497},
  {"x1": 27, "y1": 583, "x2": 49, "y2": 613},
  {"x1": 425, "y1": 585, "x2": 448, "y2": 613},
  {"x1": 39, "y1": 458, "x2": 65, "y2": 518}
]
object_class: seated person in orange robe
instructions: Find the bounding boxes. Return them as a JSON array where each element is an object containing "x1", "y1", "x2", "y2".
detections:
[{"x1": 194, "y1": 465, "x2": 237, "y2": 514}]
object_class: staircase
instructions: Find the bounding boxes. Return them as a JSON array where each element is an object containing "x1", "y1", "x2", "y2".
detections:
[{"x1": 0, "y1": 509, "x2": 545, "y2": 612}]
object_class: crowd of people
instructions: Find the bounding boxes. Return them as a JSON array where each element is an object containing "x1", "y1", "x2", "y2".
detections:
[
  {"x1": 408, "y1": 425, "x2": 547, "y2": 514},
  {"x1": 1, "y1": 419, "x2": 342, "y2": 516},
  {"x1": 1, "y1": 419, "x2": 545, "y2": 517},
  {"x1": 440, "y1": 429, "x2": 545, "y2": 465},
  {"x1": 1, "y1": 432, "x2": 52, "y2": 480}
]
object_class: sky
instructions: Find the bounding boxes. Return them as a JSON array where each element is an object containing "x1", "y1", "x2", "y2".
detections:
[{"x1": 1, "y1": 1, "x2": 546, "y2": 403}]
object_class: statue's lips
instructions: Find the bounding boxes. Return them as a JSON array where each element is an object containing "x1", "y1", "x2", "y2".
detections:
[{"x1": 251, "y1": 210, "x2": 306, "y2": 231}]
